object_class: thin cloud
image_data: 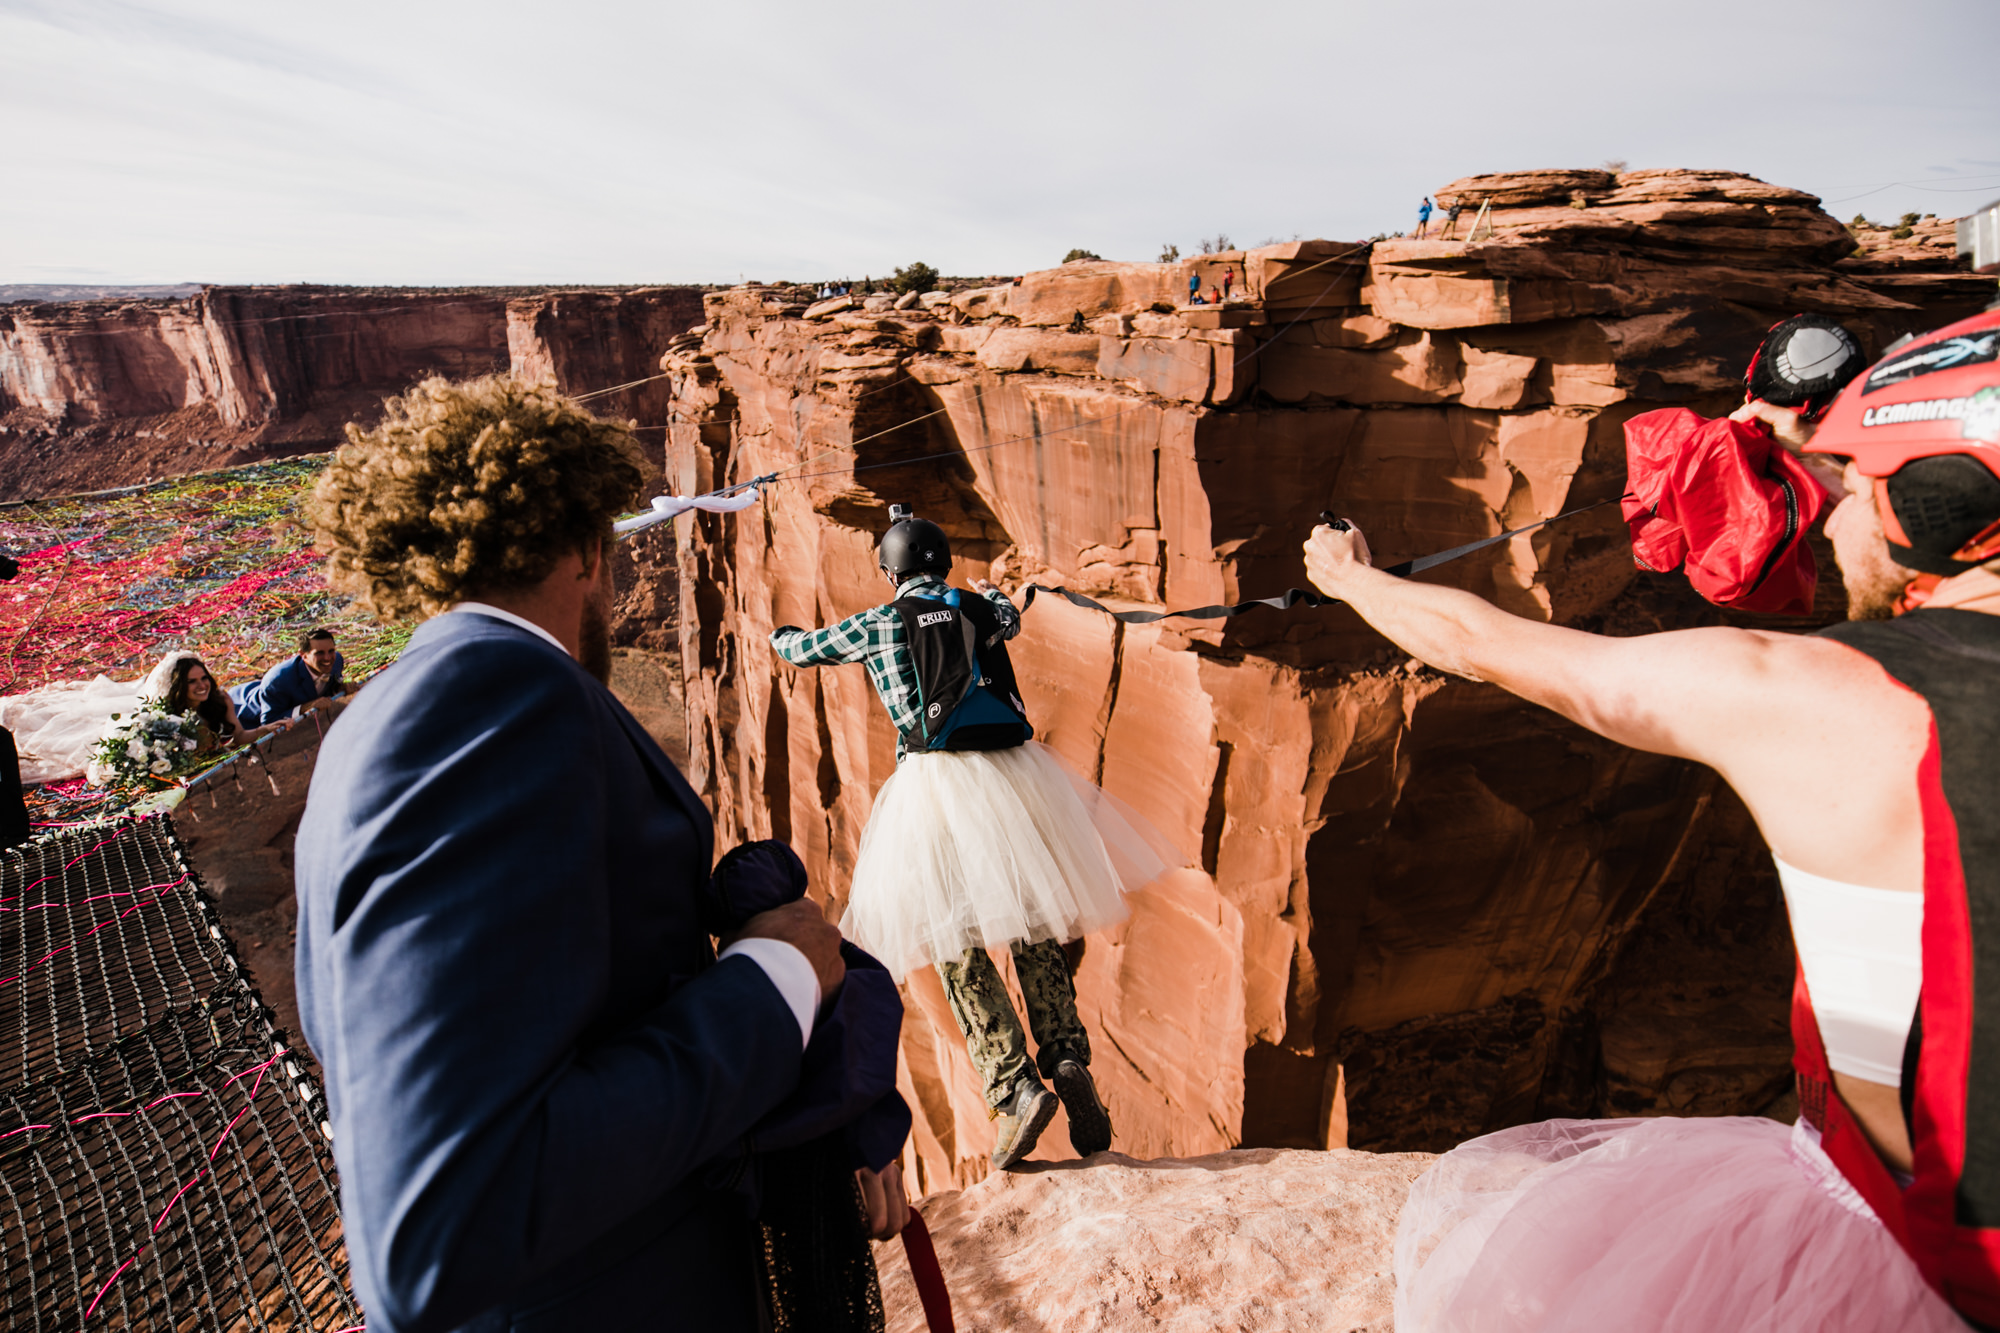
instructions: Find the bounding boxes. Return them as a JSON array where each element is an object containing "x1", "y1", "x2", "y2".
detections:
[
  {"x1": 2, "y1": 0, "x2": 1996, "y2": 285},
  {"x1": 1, "y1": 0, "x2": 405, "y2": 99}
]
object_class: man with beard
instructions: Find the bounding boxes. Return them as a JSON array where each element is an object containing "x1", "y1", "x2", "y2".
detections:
[
  {"x1": 294, "y1": 376, "x2": 882, "y2": 1333},
  {"x1": 1306, "y1": 308, "x2": 2000, "y2": 1330}
]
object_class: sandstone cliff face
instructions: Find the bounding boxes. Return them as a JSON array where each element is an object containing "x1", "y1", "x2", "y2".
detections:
[
  {"x1": 658, "y1": 170, "x2": 1983, "y2": 1192},
  {"x1": 0, "y1": 285, "x2": 706, "y2": 500}
]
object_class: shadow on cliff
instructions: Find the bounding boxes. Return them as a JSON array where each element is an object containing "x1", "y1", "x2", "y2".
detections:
[{"x1": 813, "y1": 375, "x2": 1015, "y2": 571}]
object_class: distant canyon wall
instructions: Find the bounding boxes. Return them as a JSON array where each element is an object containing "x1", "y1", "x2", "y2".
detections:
[
  {"x1": 0, "y1": 285, "x2": 707, "y2": 500},
  {"x1": 657, "y1": 169, "x2": 1991, "y2": 1193}
]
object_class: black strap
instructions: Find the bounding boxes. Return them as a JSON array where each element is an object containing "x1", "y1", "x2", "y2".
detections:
[
  {"x1": 1379, "y1": 499, "x2": 1614, "y2": 577},
  {"x1": 1020, "y1": 584, "x2": 1329, "y2": 624},
  {"x1": 1021, "y1": 499, "x2": 1613, "y2": 625}
]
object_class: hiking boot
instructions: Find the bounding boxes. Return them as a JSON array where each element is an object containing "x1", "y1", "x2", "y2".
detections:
[
  {"x1": 1052, "y1": 1058, "x2": 1113, "y2": 1157},
  {"x1": 990, "y1": 1078, "x2": 1058, "y2": 1171}
]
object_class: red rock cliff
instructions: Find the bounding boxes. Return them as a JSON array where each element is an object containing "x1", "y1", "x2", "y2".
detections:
[
  {"x1": 0, "y1": 284, "x2": 707, "y2": 500},
  {"x1": 655, "y1": 170, "x2": 1989, "y2": 1194}
]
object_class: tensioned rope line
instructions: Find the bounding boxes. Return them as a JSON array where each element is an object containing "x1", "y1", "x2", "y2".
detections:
[
  {"x1": 1017, "y1": 500, "x2": 1616, "y2": 624},
  {"x1": 779, "y1": 244, "x2": 1373, "y2": 482},
  {"x1": 625, "y1": 242, "x2": 1377, "y2": 505},
  {"x1": 688, "y1": 242, "x2": 1377, "y2": 502}
]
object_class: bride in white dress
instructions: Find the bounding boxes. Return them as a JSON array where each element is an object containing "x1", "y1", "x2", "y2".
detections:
[{"x1": 0, "y1": 651, "x2": 204, "y2": 785}]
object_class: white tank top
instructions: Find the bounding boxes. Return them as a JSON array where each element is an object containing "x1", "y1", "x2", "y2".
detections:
[{"x1": 1775, "y1": 856, "x2": 1923, "y2": 1087}]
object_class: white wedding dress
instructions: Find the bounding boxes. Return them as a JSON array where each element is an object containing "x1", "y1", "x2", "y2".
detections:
[{"x1": 0, "y1": 652, "x2": 200, "y2": 785}]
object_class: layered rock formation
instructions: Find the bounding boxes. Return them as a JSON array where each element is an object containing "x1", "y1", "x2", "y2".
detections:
[
  {"x1": 657, "y1": 170, "x2": 1987, "y2": 1191},
  {"x1": 1837, "y1": 212, "x2": 1996, "y2": 315},
  {"x1": 874, "y1": 1148, "x2": 1436, "y2": 1332},
  {"x1": 0, "y1": 284, "x2": 707, "y2": 499}
]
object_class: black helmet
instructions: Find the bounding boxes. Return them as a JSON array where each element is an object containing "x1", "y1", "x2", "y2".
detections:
[
  {"x1": 878, "y1": 504, "x2": 951, "y2": 580},
  {"x1": 1744, "y1": 314, "x2": 1868, "y2": 422}
]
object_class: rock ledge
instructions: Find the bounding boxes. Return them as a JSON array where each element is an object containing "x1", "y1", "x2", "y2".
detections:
[{"x1": 876, "y1": 1147, "x2": 1436, "y2": 1332}]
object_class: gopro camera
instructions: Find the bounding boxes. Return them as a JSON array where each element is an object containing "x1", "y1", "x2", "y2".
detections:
[{"x1": 888, "y1": 504, "x2": 913, "y2": 524}]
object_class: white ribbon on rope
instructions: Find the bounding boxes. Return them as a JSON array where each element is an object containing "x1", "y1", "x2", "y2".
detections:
[{"x1": 613, "y1": 488, "x2": 764, "y2": 536}]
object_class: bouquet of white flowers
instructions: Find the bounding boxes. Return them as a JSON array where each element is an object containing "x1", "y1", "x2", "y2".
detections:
[{"x1": 86, "y1": 702, "x2": 207, "y2": 788}]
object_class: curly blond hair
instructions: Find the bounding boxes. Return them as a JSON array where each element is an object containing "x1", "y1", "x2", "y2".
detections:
[{"x1": 309, "y1": 375, "x2": 646, "y2": 621}]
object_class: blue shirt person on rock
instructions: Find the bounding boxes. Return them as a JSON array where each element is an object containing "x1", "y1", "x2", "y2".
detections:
[{"x1": 229, "y1": 627, "x2": 345, "y2": 726}]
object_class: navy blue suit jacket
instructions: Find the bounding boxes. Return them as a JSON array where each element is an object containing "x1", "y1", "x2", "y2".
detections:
[
  {"x1": 232, "y1": 651, "x2": 344, "y2": 726},
  {"x1": 295, "y1": 612, "x2": 801, "y2": 1333}
]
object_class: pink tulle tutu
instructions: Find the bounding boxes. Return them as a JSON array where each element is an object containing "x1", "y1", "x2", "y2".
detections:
[{"x1": 1395, "y1": 1116, "x2": 1967, "y2": 1332}]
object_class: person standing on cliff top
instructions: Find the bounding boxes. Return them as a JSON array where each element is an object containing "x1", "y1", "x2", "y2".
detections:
[
  {"x1": 770, "y1": 507, "x2": 1185, "y2": 1170},
  {"x1": 1416, "y1": 196, "x2": 1435, "y2": 238},
  {"x1": 1436, "y1": 196, "x2": 1466, "y2": 239},
  {"x1": 1306, "y1": 309, "x2": 2000, "y2": 1331}
]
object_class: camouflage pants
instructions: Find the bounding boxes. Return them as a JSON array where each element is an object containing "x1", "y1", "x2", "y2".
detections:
[{"x1": 936, "y1": 939, "x2": 1091, "y2": 1109}]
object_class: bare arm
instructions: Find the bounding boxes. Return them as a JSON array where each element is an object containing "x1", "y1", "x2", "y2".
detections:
[
  {"x1": 1303, "y1": 524, "x2": 1789, "y2": 772},
  {"x1": 1303, "y1": 522, "x2": 1930, "y2": 888}
]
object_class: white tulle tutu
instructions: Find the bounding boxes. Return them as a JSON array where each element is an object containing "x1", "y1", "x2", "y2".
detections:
[
  {"x1": 1395, "y1": 1115, "x2": 1966, "y2": 1332},
  {"x1": 0, "y1": 653, "x2": 198, "y2": 785},
  {"x1": 841, "y1": 740, "x2": 1182, "y2": 981}
]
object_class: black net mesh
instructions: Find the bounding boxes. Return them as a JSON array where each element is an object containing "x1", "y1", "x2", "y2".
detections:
[{"x1": 0, "y1": 816, "x2": 360, "y2": 1332}]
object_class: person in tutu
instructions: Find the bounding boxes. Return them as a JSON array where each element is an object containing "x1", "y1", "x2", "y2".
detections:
[
  {"x1": 772, "y1": 505, "x2": 1181, "y2": 1169},
  {"x1": 1303, "y1": 310, "x2": 2000, "y2": 1331}
]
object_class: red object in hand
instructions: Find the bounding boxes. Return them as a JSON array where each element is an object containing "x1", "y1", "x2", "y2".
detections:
[{"x1": 1623, "y1": 407, "x2": 1829, "y2": 615}]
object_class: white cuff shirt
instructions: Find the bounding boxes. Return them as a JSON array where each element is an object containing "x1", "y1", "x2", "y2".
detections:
[{"x1": 717, "y1": 938, "x2": 820, "y2": 1049}]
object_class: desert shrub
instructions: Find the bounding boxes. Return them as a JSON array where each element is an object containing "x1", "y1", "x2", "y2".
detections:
[
  {"x1": 1062, "y1": 248, "x2": 1102, "y2": 264},
  {"x1": 1157, "y1": 244, "x2": 1180, "y2": 263},
  {"x1": 890, "y1": 262, "x2": 939, "y2": 294}
]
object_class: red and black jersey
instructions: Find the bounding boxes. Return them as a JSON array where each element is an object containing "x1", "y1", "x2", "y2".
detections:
[{"x1": 1799, "y1": 608, "x2": 2000, "y2": 1324}]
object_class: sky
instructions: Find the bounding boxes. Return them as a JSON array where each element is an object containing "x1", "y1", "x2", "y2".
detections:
[{"x1": 3, "y1": 0, "x2": 1997, "y2": 288}]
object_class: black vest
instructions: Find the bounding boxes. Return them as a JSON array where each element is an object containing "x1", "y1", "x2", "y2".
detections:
[
  {"x1": 1814, "y1": 609, "x2": 2000, "y2": 1319},
  {"x1": 890, "y1": 590, "x2": 1032, "y2": 753}
]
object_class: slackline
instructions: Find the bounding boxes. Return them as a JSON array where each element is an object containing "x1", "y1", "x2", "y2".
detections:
[
  {"x1": 1019, "y1": 499, "x2": 1614, "y2": 624},
  {"x1": 0, "y1": 816, "x2": 360, "y2": 1332}
]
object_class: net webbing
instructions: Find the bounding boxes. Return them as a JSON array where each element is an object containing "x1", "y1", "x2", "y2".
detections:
[{"x1": 0, "y1": 815, "x2": 360, "y2": 1331}]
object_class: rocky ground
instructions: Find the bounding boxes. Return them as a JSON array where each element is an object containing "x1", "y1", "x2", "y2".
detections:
[{"x1": 876, "y1": 1147, "x2": 1436, "y2": 1333}]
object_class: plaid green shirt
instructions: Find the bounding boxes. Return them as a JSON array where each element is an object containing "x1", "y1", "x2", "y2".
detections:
[{"x1": 770, "y1": 573, "x2": 1022, "y2": 744}]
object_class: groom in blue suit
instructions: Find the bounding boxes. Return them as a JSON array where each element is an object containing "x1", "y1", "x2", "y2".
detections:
[{"x1": 294, "y1": 377, "x2": 892, "y2": 1333}]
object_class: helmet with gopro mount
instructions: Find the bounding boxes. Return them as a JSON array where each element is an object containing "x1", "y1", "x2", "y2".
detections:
[{"x1": 878, "y1": 503, "x2": 952, "y2": 581}]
